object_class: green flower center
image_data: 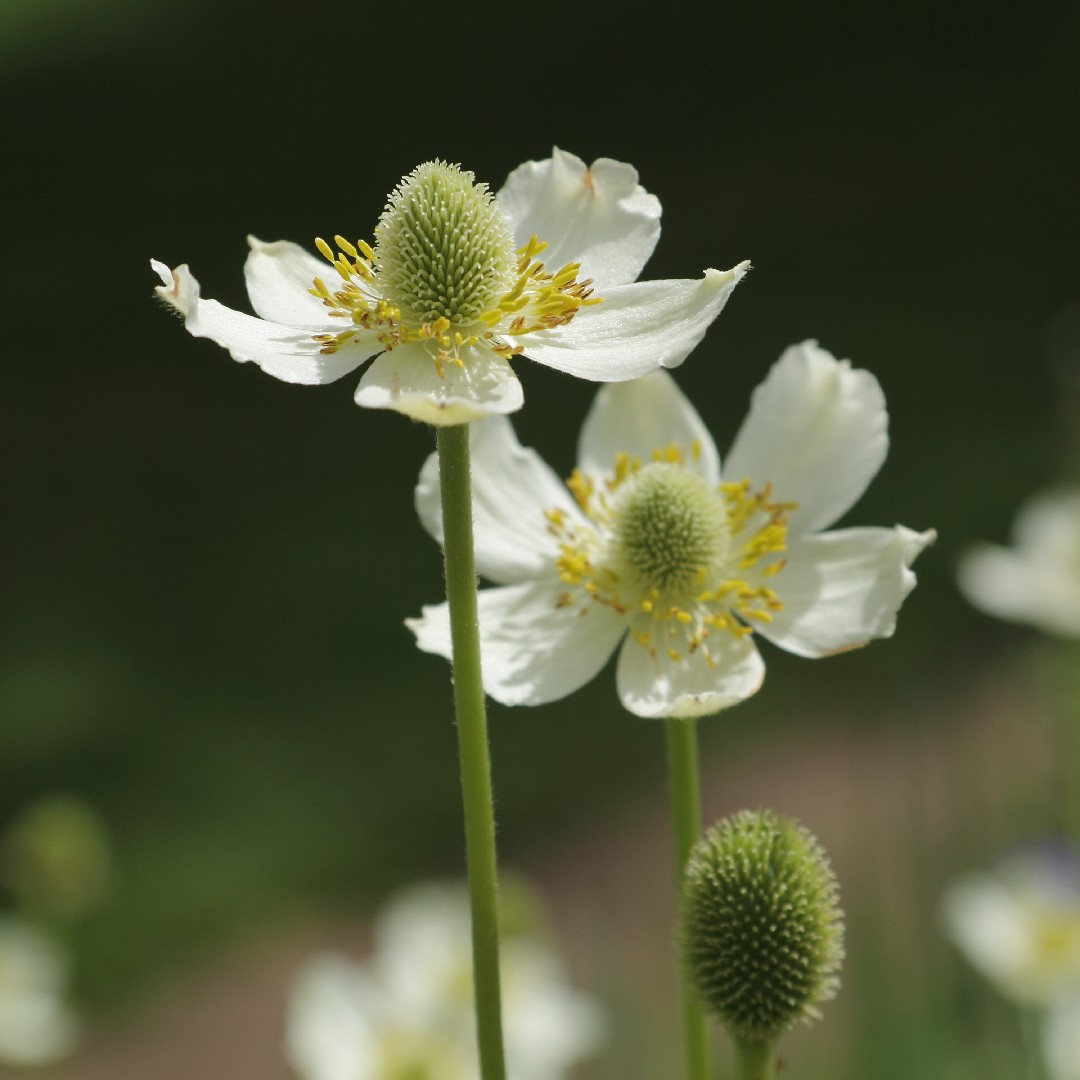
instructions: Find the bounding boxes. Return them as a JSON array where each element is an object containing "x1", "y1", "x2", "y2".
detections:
[
  {"x1": 611, "y1": 463, "x2": 728, "y2": 592},
  {"x1": 374, "y1": 161, "x2": 516, "y2": 327},
  {"x1": 682, "y1": 809, "x2": 845, "y2": 1043}
]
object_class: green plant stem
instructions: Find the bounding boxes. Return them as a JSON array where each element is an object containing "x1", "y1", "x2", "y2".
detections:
[
  {"x1": 437, "y1": 424, "x2": 506, "y2": 1080},
  {"x1": 665, "y1": 716, "x2": 710, "y2": 1080},
  {"x1": 733, "y1": 1038, "x2": 777, "y2": 1080}
]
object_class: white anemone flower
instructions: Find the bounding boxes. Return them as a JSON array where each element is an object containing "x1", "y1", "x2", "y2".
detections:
[
  {"x1": 942, "y1": 847, "x2": 1080, "y2": 1007},
  {"x1": 285, "y1": 882, "x2": 604, "y2": 1080},
  {"x1": 958, "y1": 488, "x2": 1080, "y2": 637},
  {"x1": 1044, "y1": 990, "x2": 1080, "y2": 1080},
  {"x1": 408, "y1": 341, "x2": 933, "y2": 718},
  {"x1": 0, "y1": 917, "x2": 78, "y2": 1067},
  {"x1": 153, "y1": 149, "x2": 747, "y2": 426}
]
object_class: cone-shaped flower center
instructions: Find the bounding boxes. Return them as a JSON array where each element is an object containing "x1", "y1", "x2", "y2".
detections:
[
  {"x1": 681, "y1": 809, "x2": 845, "y2": 1043},
  {"x1": 611, "y1": 464, "x2": 728, "y2": 592},
  {"x1": 374, "y1": 161, "x2": 517, "y2": 328}
]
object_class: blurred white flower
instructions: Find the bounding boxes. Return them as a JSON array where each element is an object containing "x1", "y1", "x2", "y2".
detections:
[
  {"x1": 286, "y1": 882, "x2": 604, "y2": 1080},
  {"x1": 153, "y1": 149, "x2": 746, "y2": 426},
  {"x1": 942, "y1": 846, "x2": 1080, "y2": 1006},
  {"x1": 958, "y1": 489, "x2": 1080, "y2": 636},
  {"x1": 0, "y1": 917, "x2": 78, "y2": 1067},
  {"x1": 409, "y1": 343, "x2": 933, "y2": 718},
  {"x1": 1044, "y1": 989, "x2": 1080, "y2": 1080}
]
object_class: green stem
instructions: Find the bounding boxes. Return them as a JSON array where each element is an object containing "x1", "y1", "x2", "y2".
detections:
[
  {"x1": 665, "y1": 716, "x2": 710, "y2": 1080},
  {"x1": 733, "y1": 1038, "x2": 777, "y2": 1080},
  {"x1": 437, "y1": 424, "x2": 506, "y2": 1080}
]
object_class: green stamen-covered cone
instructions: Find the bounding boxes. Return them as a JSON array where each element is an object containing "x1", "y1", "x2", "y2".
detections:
[
  {"x1": 681, "y1": 809, "x2": 844, "y2": 1045},
  {"x1": 375, "y1": 160, "x2": 516, "y2": 327}
]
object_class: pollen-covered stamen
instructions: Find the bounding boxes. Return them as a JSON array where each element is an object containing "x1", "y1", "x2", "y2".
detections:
[
  {"x1": 481, "y1": 234, "x2": 604, "y2": 340},
  {"x1": 308, "y1": 237, "x2": 396, "y2": 354},
  {"x1": 544, "y1": 450, "x2": 798, "y2": 666}
]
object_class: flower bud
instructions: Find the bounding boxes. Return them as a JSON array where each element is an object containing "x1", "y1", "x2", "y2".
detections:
[{"x1": 681, "y1": 809, "x2": 844, "y2": 1044}]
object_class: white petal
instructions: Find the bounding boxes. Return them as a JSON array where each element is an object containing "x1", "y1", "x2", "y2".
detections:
[
  {"x1": 285, "y1": 954, "x2": 380, "y2": 1080},
  {"x1": 577, "y1": 370, "x2": 721, "y2": 486},
  {"x1": 244, "y1": 236, "x2": 338, "y2": 325},
  {"x1": 958, "y1": 544, "x2": 1080, "y2": 637},
  {"x1": 614, "y1": 632, "x2": 765, "y2": 718},
  {"x1": 723, "y1": 341, "x2": 889, "y2": 536},
  {"x1": 152, "y1": 259, "x2": 379, "y2": 385},
  {"x1": 759, "y1": 526, "x2": 934, "y2": 659},
  {"x1": 407, "y1": 582, "x2": 626, "y2": 706},
  {"x1": 1044, "y1": 992, "x2": 1080, "y2": 1080},
  {"x1": 354, "y1": 341, "x2": 524, "y2": 426},
  {"x1": 497, "y1": 148, "x2": 662, "y2": 287},
  {"x1": 520, "y1": 265, "x2": 748, "y2": 381},
  {"x1": 415, "y1": 417, "x2": 584, "y2": 585},
  {"x1": 958, "y1": 489, "x2": 1080, "y2": 637}
]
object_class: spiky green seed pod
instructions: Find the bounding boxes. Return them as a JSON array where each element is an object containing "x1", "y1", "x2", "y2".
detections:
[{"x1": 681, "y1": 809, "x2": 844, "y2": 1045}]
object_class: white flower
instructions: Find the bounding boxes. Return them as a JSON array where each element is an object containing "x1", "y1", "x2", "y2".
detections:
[
  {"x1": 1044, "y1": 989, "x2": 1080, "y2": 1080},
  {"x1": 408, "y1": 341, "x2": 933, "y2": 718},
  {"x1": 153, "y1": 149, "x2": 747, "y2": 426},
  {"x1": 958, "y1": 488, "x2": 1080, "y2": 636},
  {"x1": 942, "y1": 846, "x2": 1080, "y2": 1007},
  {"x1": 0, "y1": 917, "x2": 78, "y2": 1067},
  {"x1": 285, "y1": 882, "x2": 604, "y2": 1080}
]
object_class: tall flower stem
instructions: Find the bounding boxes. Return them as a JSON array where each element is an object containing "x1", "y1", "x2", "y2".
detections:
[
  {"x1": 665, "y1": 716, "x2": 710, "y2": 1080},
  {"x1": 437, "y1": 423, "x2": 506, "y2": 1080},
  {"x1": 733, "y1": 1038, "x2": 777, "y2": 1080}
]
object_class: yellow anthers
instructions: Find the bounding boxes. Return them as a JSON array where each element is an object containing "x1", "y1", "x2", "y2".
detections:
[
  {"x1": 556, "y1": 547, "x2": 590, "y2": 585},
  {"x1": 333, "y1": 235, "x2": 358, "y2": 258},
  {"x1": 607, "y1": 451, "x2": 640, "y2": 492},
  {"x1": 488, "y1": 245, "x2": 601, "y2": 341},
  {"x1": 517, "y1": 234, "x2": 549, "y2": 261},
  {"x1": 544, "y1": 508, "x2": 566, "y2": 530},
  {"x1": 567, "y1": 469, "x2": 595, "y2": 513},
  {"x1": 652, "y1": 443, "x2": 685, "y2": 465}
]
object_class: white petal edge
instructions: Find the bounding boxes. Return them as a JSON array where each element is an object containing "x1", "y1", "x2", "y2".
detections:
[
  {"x1": 244, "y1": 236, "x2": 340, "y2": 325},
  {"x1": 957, "y1": 544, "x2": 1080, "y2": 637},
  {"x1": 723, "y1": 341, "x2": 889, "y2": 537},
  {"x1": 415, "y1": 416, "x2": 585, "y2": 585},
  {"x1": 577, "y1": 370, "x2": 721, "y2": 487},
  {"x1": 354, "y1": 341, "x2": 524, "y2": 426},
  {"x1": 407, "y1": 582, "x2": 626, "y2": 707},
  {"x1": 285, "y1": 954, "x2": 380, "y2": 1080},
  {"x1": 152, "y1": 260, "x2": 380, "y2": 385},
  {"x1": 615, "y1": 631, "x2": 765, "y2": 719},
  {"x1": 758, "y1": 526, "x2": 935, "y2": 659},
  {"x1": 941, "y1": 878, "x2": 1047, "y2": 1004},
  {"x1": 1044, "y1": 991, "x2": 1080, "y2": 1080},
  {"x1": 497, "y1": 147, "x2": 662, "y2": 288},
  {"x1": 519, "y1": 265, "x2": 748, "y2": 381}
]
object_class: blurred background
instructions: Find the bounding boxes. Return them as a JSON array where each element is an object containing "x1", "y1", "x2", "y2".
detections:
[{"x1": 2, "y1": 0, "x2": 1080, "y2": 1076}]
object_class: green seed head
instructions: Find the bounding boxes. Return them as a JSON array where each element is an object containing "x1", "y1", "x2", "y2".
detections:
[
  {"x1": 612, "y1": 463, "x2": 727, "y2": 592},
  {"x1": 681, "y1": 809, "x2": 845, "y2": 1043},
  {"x1": 374, "y1": 161, "x2": 516, "y2": 327}
]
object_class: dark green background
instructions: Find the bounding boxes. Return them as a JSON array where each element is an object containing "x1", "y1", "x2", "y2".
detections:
[{"x1": 2, "y1": 0, "x2": 1078, "y2": 1059}]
